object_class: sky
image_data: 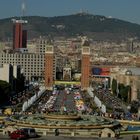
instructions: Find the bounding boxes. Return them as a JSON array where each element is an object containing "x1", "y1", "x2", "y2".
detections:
[{"x1": 0, "y1": 0, "x2": 140, "y2": 24}]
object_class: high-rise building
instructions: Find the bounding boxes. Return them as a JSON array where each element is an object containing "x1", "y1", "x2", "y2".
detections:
[
  {"x1": 22, "y1": 30, "x2": 27, "y2": 48},
  {"x1": 81, "y1": 46, "x2": 90, "y2": 90},
  {"x1": 12, "y1": 19, "x2": 28, "y2": 50},
  {"x1": 45, "y1": 45, "x2": 55, "y2": 89},
  {"x1": 13, "y1": 23, "x2": 23, "y2": 49}
]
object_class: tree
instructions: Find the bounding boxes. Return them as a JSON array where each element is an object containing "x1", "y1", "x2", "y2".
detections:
[
  {"x1": 130, "y1": 101, "x2": 139, "y2": 113},
  {"x1": 111, "y1": 79, "x2": 117, "y2": 95},
  {"x1": 0, "y1": 80, "x2": 11, "y2": 104},
  {"x1": 15, "y1": 74, "x2": 25, "y2": 93},
  {"x1": 119, "y1": 88, "x2": 128, "y2": 102},
  {"x1": 118, "y1": 84, "x2": 131, "y2": 102},
  {"x1": 118, "y1": 83, "x2": 125, "y2": 91}
]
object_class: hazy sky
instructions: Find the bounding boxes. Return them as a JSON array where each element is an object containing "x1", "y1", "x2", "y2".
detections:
[{"x1": 0, "y1": 0, "x2": 140, "y2": 24}]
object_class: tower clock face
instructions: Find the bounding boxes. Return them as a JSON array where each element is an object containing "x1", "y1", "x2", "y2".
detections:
[{"x1": 82, "y1": 47, "x2": 90, "y2": 54}]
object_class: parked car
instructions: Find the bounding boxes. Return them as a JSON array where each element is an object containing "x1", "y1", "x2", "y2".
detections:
[
  {"x1": 9, "y1": 130, "x2": 27, "y2": 140},
  {"x1": 20, "y1": 128, "x2": 37, "y2": 138}
]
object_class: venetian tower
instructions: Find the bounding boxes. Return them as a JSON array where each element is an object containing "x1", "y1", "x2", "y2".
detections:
[
  {"x1": 81, "y1": 37, "x2": 90, "y2": 90},
  {"x1": 44, "y1": 44, "x2": 54, "y2": 90}
]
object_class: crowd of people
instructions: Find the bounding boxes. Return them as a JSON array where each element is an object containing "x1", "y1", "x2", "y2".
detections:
[
  {"x1": 96, "y1": 88, "x2": 124, "y2": 112},
  {"x1": 94, "y1": 88, "x2": 140, "y2": 121}
]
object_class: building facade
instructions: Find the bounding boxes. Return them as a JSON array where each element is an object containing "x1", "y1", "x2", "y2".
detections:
[
  {"x1": 110, "y1": 67, "x2": 140, "y2": 101},
  {"x1": 13, "y1": 22, "x2": 27, "y2": 49},
  {"x1": 13, "y1": 23, "x2": 23, "y2": 49},
  {"x1": 0, "y1": 53, "x2": 45, "y2": 81},
  {"x1": 13, "y1": 65, "x2": 22, "y2": 79},
  {"x1": 0, "y1": 64, "x2": 13, "y2": 83},
  {"x1": 36, "y1": 38, "x2": 48, "y2": 54}
]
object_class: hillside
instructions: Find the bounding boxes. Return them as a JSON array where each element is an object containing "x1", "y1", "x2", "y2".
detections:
[{"x1": 0, "y1": 13, "x2": 140, "y2": 41}]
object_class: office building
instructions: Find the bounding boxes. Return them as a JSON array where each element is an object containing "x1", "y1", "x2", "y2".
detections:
[
  {"x1": 13, "y1": 23, "x2": 23, "y2": 49},
  {"x1": 13, "y1": 20, "x2": 27, "y2": 50},
  {"x1": 0, "y1": 53, "x2": 45, "y2": 81}
]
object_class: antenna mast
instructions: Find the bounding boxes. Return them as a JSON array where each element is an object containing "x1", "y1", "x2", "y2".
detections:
[
  {"x1": 21, "y1": 0, "x2": 26, "y2": 17},
  {"x1": 11, "y1": 0, "x2": 27, "y2": 24}
]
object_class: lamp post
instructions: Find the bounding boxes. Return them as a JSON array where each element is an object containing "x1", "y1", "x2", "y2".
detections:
[
  {"x1": 127, "y1": 105, "x2": 131, "y2": 112},
  {"x1": 138, "y1": 107, "x2": 140, "y2": 120},
  {"x1": 103, "y1": 78, "x2": 108, "y2": 90}
]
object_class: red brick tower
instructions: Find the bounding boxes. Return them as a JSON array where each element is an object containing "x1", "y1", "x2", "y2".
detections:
[
  {"x1": 81, "y1": 46, "x2": 90, "y2": 90},
  {"x1": 45, "y1": 45, "x2": 54, "y2": 90}
]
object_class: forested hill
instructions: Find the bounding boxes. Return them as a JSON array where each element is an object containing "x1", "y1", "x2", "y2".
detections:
[{"x1": 0, "y1": 13, "x2": 140, "y2": 41}]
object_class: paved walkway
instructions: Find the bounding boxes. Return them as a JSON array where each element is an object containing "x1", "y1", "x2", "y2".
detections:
[{"x1": 1, "y1": 135, "x2": 140, "y2": 140}]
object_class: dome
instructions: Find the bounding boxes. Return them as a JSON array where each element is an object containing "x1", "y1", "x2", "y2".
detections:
[{"x1": 125, "y1": 70, "x2": 132, "y2": 75}]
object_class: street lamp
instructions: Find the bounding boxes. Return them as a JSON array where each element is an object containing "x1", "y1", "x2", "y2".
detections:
[
  {"x1": 127, "y1": 105, "x2": 131, "y2": 112},
  {"x1": 103, "y1": 78, "x2": 108, "y2": 90},
  {"x1": 137, "y1": 107, "x2": 140, "y2": 120}
]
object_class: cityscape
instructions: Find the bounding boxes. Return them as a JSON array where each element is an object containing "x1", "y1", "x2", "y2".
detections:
[{"x1": 0, "y1": 0, "x2": 140, "y2": 140}]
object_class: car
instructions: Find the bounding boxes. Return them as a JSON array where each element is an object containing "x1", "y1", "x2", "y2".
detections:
[
  {"x1": 20, "y1": 128, "x2": 37, "y2": 138},
  {"x1": 9, "y1": 130, "x2": 27, "y2": 140}
]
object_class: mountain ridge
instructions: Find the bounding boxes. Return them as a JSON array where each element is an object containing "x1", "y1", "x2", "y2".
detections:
[{"x1": 0, "y1": 13, "x2": 140, "y2": 41}]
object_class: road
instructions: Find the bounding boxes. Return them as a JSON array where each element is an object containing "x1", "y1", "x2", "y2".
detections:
[{"x1": 0, "y1": 135, "x2": 140, "y2": 140}]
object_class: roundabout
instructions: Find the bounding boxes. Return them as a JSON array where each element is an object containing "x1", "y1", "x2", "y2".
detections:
[{"x1": 1, "y1": 113, "x2": 122, "y2": 138}]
